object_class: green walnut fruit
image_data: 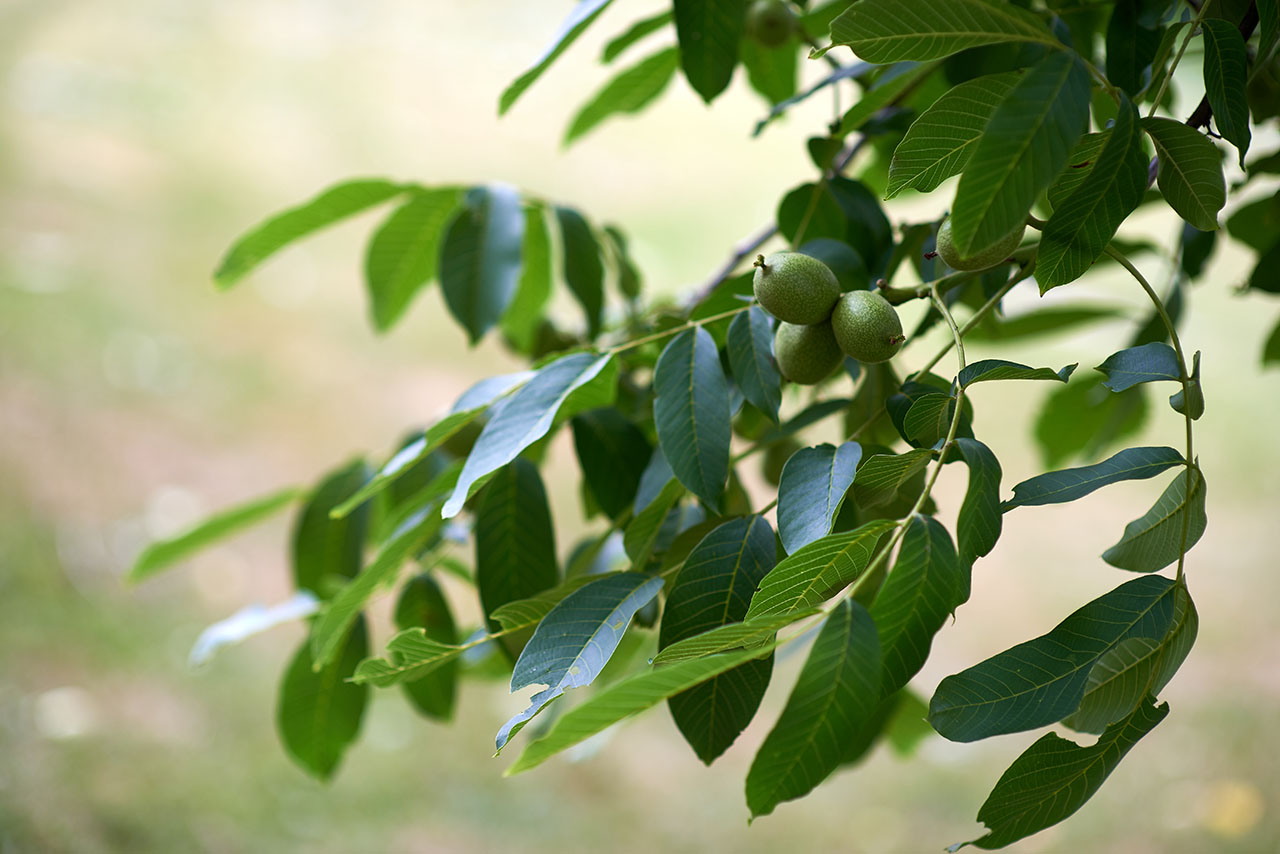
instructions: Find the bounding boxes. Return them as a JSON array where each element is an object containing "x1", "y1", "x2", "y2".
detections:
[
  {"x1": 774, "y1": 320, "x2": 843, "y2": 385},
  {"x1": 746, "y1": 0, "x2": 794, "y2": 48},
  {"x1": 935, "y1": 219, "x2": 1026, "y2": 271},
  {"x1": 753, "y1": 251, "x2": 840, "y2": 326},
  {"x1": 831, "y1": 290, "x2": 905, "y2": 364}
]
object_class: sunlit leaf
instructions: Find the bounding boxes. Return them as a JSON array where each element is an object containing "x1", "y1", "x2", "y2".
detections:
[
  {"x1": 828, "y1": 0, "x2": 1057, "y2": 63},
  {"x1": 364, "y1": 187, "x2": 463, "y2": 331},
  {"x1": 566, "y1": 47, "x2": 680, "y2": 145},
  {"x1": 499, "y1": 0, "x2": 615, "y2": 114}
]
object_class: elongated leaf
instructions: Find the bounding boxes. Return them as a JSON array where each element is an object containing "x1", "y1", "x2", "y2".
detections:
[
  {"x1": 958, "y1": 360, "x2": 1075, "y2": 389},
  {"x1": 747, "y1": 519, "x2": 897, "y2": 619},
  {"x1": 293, "y1": 462, "x2": 372, "y2": 598},
  {"x1": 352, "y1": 629, "x2": 466, "y2": 687},
  {"x1": 277, "y1": 616, "x2": 369, "y2": 780},
  {"x1": 950, "y1": 52, "x2": 1090, "y2": 256},
  {"x1": 954, "y1": 438, "x2": 1001, "y2": 597},
  {"x1": 746, "y1": 599, "x2": 881, "y2": 818},
  {"x1": 928, "y1": 575, "x2": 1177, "y2": 742},
  {"x1": 129, "y1": 487, "x2": 302, "y2": 583},
  {"x1": 654, "y1": 327, "x2": 731, "y2": 510},
  {"x1": 566, "y1": 46, "x2": 679, "y2": 145},
  {"x1": 838, "y1": 62, "x2": 936, "y2": 136},
  {"x1": 741, "y1": 30, "x2": 798, "y2": 107},
  {"x1": 215, "y1": 179, "x2": 405, "y2": 287},
  {"x1": 902, "y1": 394, "x2": 956, "y2": 446},
  {"x1": 1003, "y1": 446, "x2": 1184, "y2": 510},
  {"x1": 1104, "y1": 0, "x2": 1161, "y2": 96},
  {"x1": 1260, "y1": 0, "x2": 1280, "y2": 68},
  {"x1": 1037, "y1": 96, "x2": 1149, "y2": 290},
  {"x1": 507, "y1": 640, "x2": 779, "y2": 774},
  {"x1": 439, "y1": 185, "x2": 525, "y2": 343},
  {"x1": 364, "y1": 187, "x2": 463, "y2": 331},
  {"x1": 1036, "y1": 378, "x2": 1149, "y2": 468},
  {"x1": 475, "y1": 459, "x2": 560, "y2": 631},
  {"x1": 653, "y1": 610, "x2": 817, "y2": 664},
  {"x1": 189, "y1": 591, "x2": 319, "y2": 668},
  {"x1": 660, "y1": 517, "x2": 777, "y2": 763},
  {"x1": 499, "y1": 0, "x2": 614, "y2": 114},
  {"x1": 333, "y1": 409, "x2": 484, "y2": 519},
  {"x1": 777, "y1": 442, "x2": 862, "y2": 554},
  {"x1": 571, "y1": 408, "x2": 653, "y2": 519},
  {"x1": 555, "y1": 206, "x2": 606, "y2": 337},
  {"x1": 1063, "y1": 585, "x2": 1195, "y2": 734},
  {"x1": 828, "y1": 0, "x2": 1057, "y2": 63},
  {"x1": 673, "y1": 0, "x2": 745, "y2": 103},
  {"x1": 1202, "y1": 19, "x2": 1251, "y2": 167},
  {"x1": 310, "y1": 507, "x2": 445, "y2": 669},
  {"x1": 489, "y1": 574, "x2": 601, "y2": 633},
  {"x1": 1046, "y1": 132, "x2": 1107, "y2": 210},
  {"x1": 872, "y1": 516, "x2": 960, "y2": 697},
  {"x1": 501, "y1": 205, "x2": 553, "y2": 352},
  {"x1": 853, "y1": 449, "x2": 933, "y2": 508},
  {"x1": 396, "y1": 574, "x2": 458, "y2": 721},
  {"x1": 443, "y1": 351, "x2": 613, "y2": 517},
  {"x1": 1095, "y1": 342, "x2": 1180, "y2": 391},
  {"x1": 1142, "y1": 117, "x2": 1226, "y2": 231},
  {"x1": 752, "y1": 61, "x2": 873, "y2": 136},
  {"x1": 623, "y1": 478, "x2": 686, "y2": 566},
  {"x1": 496, "y1": 573, "x2": 663, "y2": 749},
  {"x1": 966, "y1": 306, "x2": 1120, "y2": 342},
  {"x1": 959, "y1": 698, "x2": 1169, "y2": 850},
  {"x1": 1142, "y1": 20, "x2": 1191, "y2": 104},
  {"x1": 727, "y1": 306, "x2": 782, "y2": 422},
  {"x1": 602, "y1": 11, "x2": 673, "y2": 63},
  {"x1": 886, "y1": 72, "x2": 1020, "y2": 198},
  {"x1": 1103, "y1": 468, "x2": 1206, "y2": 572}
]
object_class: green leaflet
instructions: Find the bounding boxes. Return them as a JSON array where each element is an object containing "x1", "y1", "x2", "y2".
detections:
[
  {"x1": 1142, "y1": 117, "x2": 1226, "y2": 231},
  {"x1": 1038, "y1": 96, "x2": 1149, "y2": 291},
  {"x1": 838, "y1": 62, "x2": 937, "y2": 136},
  {"x1": 565, "y1": 47, "x2": 680, "y2": 145},
  {"x1": 958, "y1": 698, "x2": 1170, "y2": 850},
  {"x1": 488, "y1": 574, "x2": 601, "y2": 633},
  {"x1": 929, "y1": 575, "x2": 1177, "y2": 742},
  {"x1": 741, "y1": 25, "x2": 799, "y2": 107},
  {"x1": 1103, "y1": 0, "x2": 1161, "y2": 96},
  {"x1": 745, "y1": 599, "x2": 881, "y2": 818},
  {"x1": 853, "y1": 449, "x2": 933, "y2": 507},
  {"x1": 726, "y1": 306, "x2": 782, "y2": 422},
  {"x1": 871, "y1": 515, "x2": 961, "y2": 697},
  {"x1": 571, "y1": 407, "x2": 653, "y2": 519},
  {"x1": 310, "y1": 506, "x2": 446, "y2": 669},
  {"x1": 499, "y1": 0, "x2": 614, "y2": 114},
  {"x1": 1102, "y1": 468, "x2": 1207, "y2": 573},
  {"x1": 957, "y1": 359, "x2": 1076, "y2": 388},
  {"x1": 1003, "y1": 446, "x2": 1185, "y2": 510},
  {"x1": 1046, "y1": 132, "x2": 1107, "y2": 210},
  {"x1": 1064, "y1": 584, "x2": 1196, "y2": 734},
  {"x1": 555, "y1": 206, "x2": 606, "y2": 338},
  {"x1": 214, "y1": 179, "x2": 406, "y2": 287},
  {"x1": 623, "y1": 477, "x2": 687, "y2": 566},
  {"x1": 500, "y1": 204, "x2": 553, "y2": 353},
  {"x1": 475, "y1": 459, "x2": 560, "y2": 632},
  {"x1": 653, "y1": 327, "x2": 731, "y2": 510},
  {"x1": 277, "y1": 616, "x2": 369, "y2": 781},
  {"x1": 601, "y1": 11, "x2": 673, "y2": 63},
  {"x1": 506, "y1": 642, "x2": 780, "y2": 774},
  {"x1": 396, "y1": 574, "x2": 459, "y2": 721},
  {"x1": 886, "y1": 72, "x2": 1020, "y2": 198},
  {"x1": 1095, "y1": 341, "x2": 1181, "y2": 392},
  {"x1": 651, "y1": 610, "x2": 818, "y2": 664},
  {"x1": 1201, "y1": 19, "x2": 1251, "y2": 167},
  {"x1": 659, "y1": 516, "x2": 777, "y2": 764},
  {"x1": 128, "y1": 486, "x2": 302, "y2": 583},
  {"x1": 950, "y1": 52, "x2": 1090, "y2": 257},
  {"x1": 776, "y1": 442, "x2": 862, "y2": 554},
  {"x1": 352, "y1": 629, "x2": 465, "y2": 688},
  {"x1": 1035, "y1": 377, "x2": 1149, "y2": 468},
  {"x1": 673, "y1": 0, "x2": 746, "y2": 103},
  {"x1": 746, "y1": 519, "x2": 897, "y2": 619},
  {"x1": 954, "y1": 438, "x2": 1001, "y2": 600},
  {"x1": 363, "y1": 187, "x2": 463, "y2": 331},
  {"x1": 439, "y1": 185, "x2": 525, "y2": 343},
  {"x1": 292, "y1": 461, "x2": 373, "y2": 598},
  {"x1": 496, "y1": 572, "x2": 663, "y2": 750},
  {"x1": 828, "y1": 0, "x2": 1057, "y2": 63},
  {"x1": 442, "y1": 350, "x2": 614, "y2": 517}
]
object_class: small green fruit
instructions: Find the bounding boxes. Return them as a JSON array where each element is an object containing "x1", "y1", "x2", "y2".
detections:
[
  {"x1": 746, "y1": 0, "x2": 794, "y2": 48},
  {"x1": 936, "y1": 219, "x2": 1025, "y2": 271},
  {"x1": 831, "y1": 290, "x2": 904, "y2": 364},
  {"x1": 753, "y1": 251, "x2": 840, "y2": 325},
  {"x1": 774, "y1": 320, "x2": 843, "y2": 385}
]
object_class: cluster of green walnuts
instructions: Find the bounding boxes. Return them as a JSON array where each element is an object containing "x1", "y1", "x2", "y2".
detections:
[{"x1": 753, "y1": 251, "x2": 905, "y2": 383}]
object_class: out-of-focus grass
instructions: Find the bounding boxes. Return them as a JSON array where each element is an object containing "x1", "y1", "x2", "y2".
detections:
[{"x1": 1, "y1": 2, "x2": 1278, "y2": 852}]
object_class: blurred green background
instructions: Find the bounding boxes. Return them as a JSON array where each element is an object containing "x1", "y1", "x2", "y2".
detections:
[{"x1": 2, "y1": 1, "x2": 1278, "y2": 851}]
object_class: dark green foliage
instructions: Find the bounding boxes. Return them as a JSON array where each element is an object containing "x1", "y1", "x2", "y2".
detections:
[
  {"x1": 277, "y1": 617, "x2": 369, "y2": 780},
  {"x1": 475, "y1": 460, "x2": 559, "y2": 632},
  {"x1": 292, "y1": 461, "x2": 372, "y2": 598},
  {"x1": 396, "y1": 575, "x2": 459, "y2": 721}
]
